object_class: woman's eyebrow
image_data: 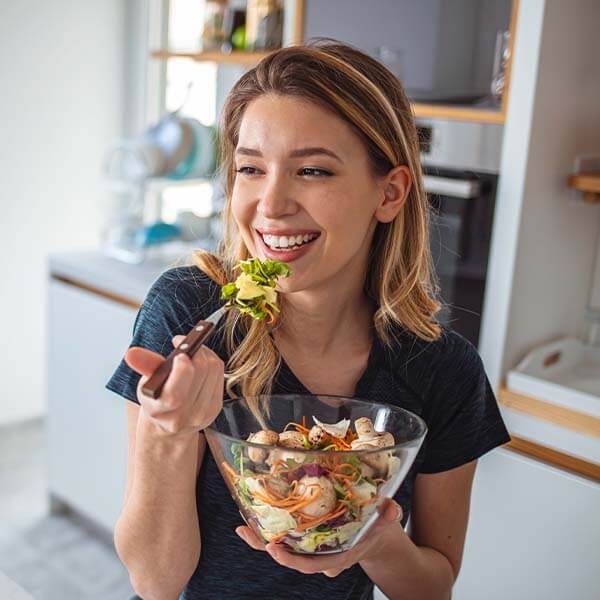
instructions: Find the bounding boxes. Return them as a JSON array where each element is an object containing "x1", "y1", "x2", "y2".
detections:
[{"x1": 235, "y1": 146, "x2": 344, "y2": 164}]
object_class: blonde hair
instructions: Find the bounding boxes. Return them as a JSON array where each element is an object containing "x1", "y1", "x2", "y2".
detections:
[{"x1": 192, "y1": 39, "x2": 441, "y2": 417}]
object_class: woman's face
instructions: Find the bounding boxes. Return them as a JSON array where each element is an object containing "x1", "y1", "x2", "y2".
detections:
[{"x1": 231, "y1": 94, "x2": 394, "y2": 294}]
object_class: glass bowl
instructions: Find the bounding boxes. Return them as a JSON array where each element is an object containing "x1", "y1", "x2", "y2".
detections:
[{"x1": 205, "y1": 394, "x2": 427, "y2": 554}]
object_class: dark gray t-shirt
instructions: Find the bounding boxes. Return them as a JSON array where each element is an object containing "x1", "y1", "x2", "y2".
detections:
[{"x1": 106, "y1": 266, "x2": 510, "y2": 600}]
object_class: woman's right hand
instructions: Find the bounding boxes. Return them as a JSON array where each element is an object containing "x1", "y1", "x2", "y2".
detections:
[{"x1": 124, "y1": 335, "x2": 225, "y2": 439}]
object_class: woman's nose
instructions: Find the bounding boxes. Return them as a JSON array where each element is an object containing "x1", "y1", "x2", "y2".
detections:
[{"x1": 256, "y1": 175, "x2": 298, "y2": 218}]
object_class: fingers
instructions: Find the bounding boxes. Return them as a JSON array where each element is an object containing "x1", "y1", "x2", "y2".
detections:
[
  {"x1": 379, "y1": 498, "x2": 403, "y2": 523},
  {"x1": 191, "y1": 351, "x2": 225, "y2": 427},
  {"x1": 124, "y1": 346, "x2": 164, "y2": 376},
  {"x1": 139, "y1": 351, "x2": 195, "y2": 413},
  {"x1": 264, "y1": 543, "x2": 350, "y2": 576},
  {"x1": 235, "y1": 526, "x2": 267, "y2": 551},
  {"x1": 236, "y1": 527, "x2": 351, "y2": 577},
  {"x1": 172, "y1": 335, "x2": 185, "y2": 347}
]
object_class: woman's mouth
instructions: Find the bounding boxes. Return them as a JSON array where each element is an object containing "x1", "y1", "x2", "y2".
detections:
[{"x1": 255, "y1": 229, "x2": 321, "y2": 263}]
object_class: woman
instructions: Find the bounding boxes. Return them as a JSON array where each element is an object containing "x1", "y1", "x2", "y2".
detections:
[{"x1": 106, "y1": 39, "x2": 510, "y2": 600}]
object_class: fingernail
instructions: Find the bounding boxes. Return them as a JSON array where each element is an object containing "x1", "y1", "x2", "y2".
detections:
[{"x1": 394, "y1": 505, "x2": 402, "y2": 520}]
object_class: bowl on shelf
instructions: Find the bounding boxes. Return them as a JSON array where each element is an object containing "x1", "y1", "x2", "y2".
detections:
[{"x1": 205, "y1": 394, "x2": 427, "y2": 554}]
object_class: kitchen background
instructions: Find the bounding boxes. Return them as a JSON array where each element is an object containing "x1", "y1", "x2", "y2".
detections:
[{"x1": 1, "y1": 1, "x2": 599, "y2": 599}]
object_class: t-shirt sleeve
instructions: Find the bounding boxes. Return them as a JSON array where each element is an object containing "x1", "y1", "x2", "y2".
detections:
[
  {"x1": 104, "y1": 266, "x2": 214, "y2": 404},
  {"x1": 419, "y1": 333, "x2": 511, "y2": 474}
]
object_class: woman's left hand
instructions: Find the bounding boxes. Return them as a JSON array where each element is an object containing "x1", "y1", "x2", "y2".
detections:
[{"x1": 235, "y1": 498, "x2": 403, "y2": 578}]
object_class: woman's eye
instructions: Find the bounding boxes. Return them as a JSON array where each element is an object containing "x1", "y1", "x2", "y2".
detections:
[
  {"x1": 235, "y1": 166, "x2": 262, "y2": 176},
  {"x1": 299, "y1": 167, "x2": 333, "y2": 177},
  {"x1": 235, "y1": 166, "x2": 332, "y2": 177}
]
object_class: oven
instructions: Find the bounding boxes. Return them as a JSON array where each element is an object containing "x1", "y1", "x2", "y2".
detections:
[{"x1": 417, "y1": 119, "x2": 504, "y2": 347}]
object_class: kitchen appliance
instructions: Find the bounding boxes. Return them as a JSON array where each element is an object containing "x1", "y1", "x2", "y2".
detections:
[
  {"x1": 417, "y1": 118, "x2": 504, "y2": 347},
  {"x1": 304, "y1": 0, "x2": 513, "y2": 109}
]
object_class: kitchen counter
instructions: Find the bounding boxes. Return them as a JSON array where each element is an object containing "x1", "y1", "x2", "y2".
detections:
[{"x1": 47, "y1": 249, "x2": 196, "y2": 305}]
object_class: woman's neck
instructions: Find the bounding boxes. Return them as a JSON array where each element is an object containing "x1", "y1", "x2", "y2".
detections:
[{"x1": 275, "y1": 285, "x2": 375, "y2": 356}]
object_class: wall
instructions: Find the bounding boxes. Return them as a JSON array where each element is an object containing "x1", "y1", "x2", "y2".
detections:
[
  {"x1": 480, "y1": 0, "x2": 600, "y2": 389},
  {"x1": 0, "y1": 1, "x2": 126, "y2": 425},
  {"x1": 304, "y1": 0, "x2": 510, "y2": 98}
]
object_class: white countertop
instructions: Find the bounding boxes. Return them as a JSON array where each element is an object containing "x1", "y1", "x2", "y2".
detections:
[{"x1": 47, "y1": 248, "x2": 196, "y2": 305}]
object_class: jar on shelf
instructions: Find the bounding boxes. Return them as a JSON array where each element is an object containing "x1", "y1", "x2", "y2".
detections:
[
  {"x1": 201, "y1": 0, "x2": 228, "y2": 51},
  {"x1": 222, "y1": 1, "x2": 247, "y2": 52},
  {"x1": 245, "y1": 0, "x2": 283, "y2": 51}
]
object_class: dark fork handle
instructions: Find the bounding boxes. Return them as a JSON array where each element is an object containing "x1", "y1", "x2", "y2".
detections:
[{"x1": 141, "y1": 319, "x2": 216, "y2": 399}]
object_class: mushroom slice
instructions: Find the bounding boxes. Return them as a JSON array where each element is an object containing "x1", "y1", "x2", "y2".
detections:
[
  {"x1": 308, "y1": 425, "x2": 327, "y2": 445},
  {"x1": 296, "y1": 475, "x2": 336, "y2": 518},
  {"x1": 278, "y1": 430, "x2": 305, "y2": 448},
  {"x1": 247, "y1": 430, "x2": 279, "y2": 464},
  {"x1": 354, "y1": 417, "x2": 375, "y2": 437}
]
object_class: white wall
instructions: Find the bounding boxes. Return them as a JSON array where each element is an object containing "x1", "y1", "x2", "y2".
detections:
[
  {"x1": 0, "y1": 1, "x2": 126, "y2": 425},
  {"x1": 501, "y1": 0, "x2": 600, "y2": 373},
  {"x1": 480, "y1": 0, "x2": 600, "y2": 389}
]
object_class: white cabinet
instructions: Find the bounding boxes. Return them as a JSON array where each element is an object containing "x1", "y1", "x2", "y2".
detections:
[
  {"x1": 454, "y1": 448, "x2": 600, "y2": 600},
  {"x1": 375, "y1": 448, "x2": 600, "y2": 600},
  {"x1": 47, "y1": 277, "x2": 137, "y2": 531}
]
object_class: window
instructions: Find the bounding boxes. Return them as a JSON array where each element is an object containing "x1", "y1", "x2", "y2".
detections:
[{"x1": 161, "y1": 0, "x2": 218, "y2": 223}]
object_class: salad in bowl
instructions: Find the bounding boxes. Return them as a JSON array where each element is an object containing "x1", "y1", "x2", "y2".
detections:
[{"x1": 205, "y1": 394, "x2": 427, "y2": 554}]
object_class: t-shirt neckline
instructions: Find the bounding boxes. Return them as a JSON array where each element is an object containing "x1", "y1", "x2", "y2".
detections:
[{"x1": 275, "y1": 328, "x2": 385, "y2": 398}]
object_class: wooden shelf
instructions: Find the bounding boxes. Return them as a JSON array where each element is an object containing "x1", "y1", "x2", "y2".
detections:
[
  {"x1": 151, "y1": 51, "x2": 507, "y2": 124},
  {"x1": 568, "y1": 173, "x2": 600, "y2": 203},
  {"x1": 151, "y1": 0, "x2": 518, "y2": 125},
  {"x1": 498, "y1": 385, "x2": 600, "y2": 439},
  {"x1": 151, "y1": 49, "x2": 272, "y2": 65},
  {"x1": 411, "y1": 103, "x2": 504, "y2": 124},
  {"x1": 499, "y1": 385, "x2": 600, "y2": 482},
  {"x1": 506, "y1": 435, "x2": 600, "y2": 483}
]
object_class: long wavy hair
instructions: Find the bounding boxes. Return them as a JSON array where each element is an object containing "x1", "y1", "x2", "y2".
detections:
[{"x1": 192, "y1": 39, "x2": 441, "y2": 418}]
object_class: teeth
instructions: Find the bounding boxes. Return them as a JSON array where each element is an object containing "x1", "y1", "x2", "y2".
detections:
[{"x1": 261, "y1": 232, "x2": 318, "y2": 249}]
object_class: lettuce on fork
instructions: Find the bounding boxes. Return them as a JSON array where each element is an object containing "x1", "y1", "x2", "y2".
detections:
[{"x1": 221, "y1": 258, "x2": 290, "y2": 322}]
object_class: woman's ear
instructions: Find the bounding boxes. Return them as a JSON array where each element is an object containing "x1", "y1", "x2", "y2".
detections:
[{"x1": 374, "y1": 165, "x2": 412, "y2": 223}]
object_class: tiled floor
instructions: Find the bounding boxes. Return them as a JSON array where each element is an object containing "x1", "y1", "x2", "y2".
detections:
[{"x1": 0, "y1": 418, "x2": 134, "y2": 600}]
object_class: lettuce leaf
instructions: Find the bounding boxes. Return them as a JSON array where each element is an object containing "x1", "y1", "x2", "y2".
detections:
[{"x1": 221, "y1": 258, "x2": 290, "y2": 321}]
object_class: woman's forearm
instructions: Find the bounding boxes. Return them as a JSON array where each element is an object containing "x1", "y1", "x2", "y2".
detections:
[
  {"x1": 359, "y1": 522, "x2": 454, "y2": 600},
  {"x1": 114, "y1": 411, "x2": 201, "y2": 600}
]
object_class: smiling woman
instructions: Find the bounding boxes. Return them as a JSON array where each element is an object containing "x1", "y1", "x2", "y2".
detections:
[
  {"x1": 106, "y1": 38, "x2": 510, "y2": 600},
  {"x1": 194, "y1": 39, "x2": 441, "y2": 405}
]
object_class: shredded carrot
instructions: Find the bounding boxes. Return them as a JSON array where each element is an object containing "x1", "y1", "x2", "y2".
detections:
[
  {"x1": 331, "y1": 472, "x2": 357, "y2": 482},
  {"x1": 251, "y1": 491, "x2": 300, "y2": 507},
  {"x1": 222, "y1": 461, "x2": 239, "y2": 482},
  {"x1": 294, "y1": 505, "x2": 348, "y2": 532},
  {"x1": 334, "y1": 463, "x2": 359, "y2": 472},
  {"x1": 287, "y1": 486, "x2": 322, "y2": 513},
  {"x1": 270, "y1": 530, "x2": 289, "y2": 543},
  {"x1": 263, "y1": 304, "x2": 276, "y2": 325},
  {"x1": 283, "y1": 422, "x2": 310, "y2": 434}
]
